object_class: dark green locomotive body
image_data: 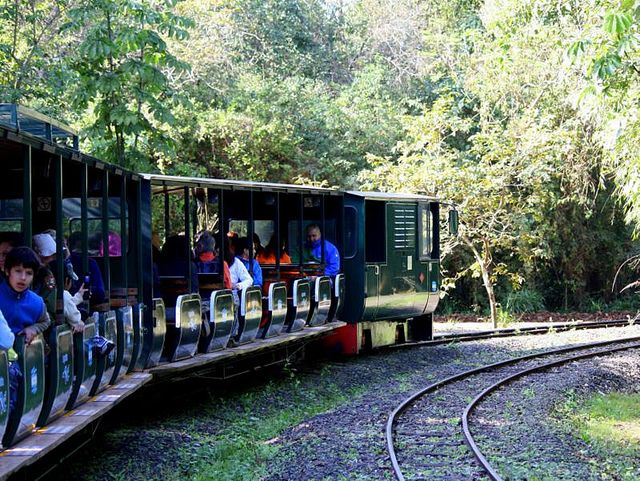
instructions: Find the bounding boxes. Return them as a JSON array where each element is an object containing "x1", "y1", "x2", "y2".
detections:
[{"x1": 339, "y1": 192, "x2": 442, "y2": 350}]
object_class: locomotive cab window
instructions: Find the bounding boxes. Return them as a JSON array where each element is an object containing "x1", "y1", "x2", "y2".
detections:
[
  {"x1": 365, "y1": 200, "x2": 385, "y2": 263},
  {"x1": 418, "y1": 203, "x2": 433, "y2": 260}
]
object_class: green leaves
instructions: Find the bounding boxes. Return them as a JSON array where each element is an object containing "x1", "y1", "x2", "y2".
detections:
[
  {"x1": 567, "y1": 40, "x2": 590, "y2": 60},
  {"x1": 591, "y1": 53, "x2": 622, "y2": 79},
  {"x1": 604, "y1": 12, "x2": 633, "y2": 36},
  {"x1": 59, "y1": 0, "x2": 191, "y2": 166}
]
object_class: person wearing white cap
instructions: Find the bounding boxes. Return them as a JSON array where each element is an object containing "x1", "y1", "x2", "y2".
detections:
[
  {"x1": 32, "y1": 232, "x2": 58, "y2": 321},
  {"x1": 33, "y1": 233, "x2": 57, "y2": 262}
]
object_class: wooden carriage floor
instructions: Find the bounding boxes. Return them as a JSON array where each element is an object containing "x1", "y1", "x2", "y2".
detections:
[{"x1": 0, "y1": 371, "x2": 152, "y2": 481}]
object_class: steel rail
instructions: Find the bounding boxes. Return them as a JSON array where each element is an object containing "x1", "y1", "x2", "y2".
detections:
[
  {"x1": 461, "y1": 340, "x2": 640, "y2": 481},
  {"x1": 386, "y1": 335, "x2": 640, "y2": 481},
  {"x1": 393, "y1": 318, "x2": 636, "y2": 349}
]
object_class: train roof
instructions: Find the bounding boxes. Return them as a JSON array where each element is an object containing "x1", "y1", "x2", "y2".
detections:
[
  {"x1": 0, "y1": 104, "x2": 142, "y2": 181},
  {"x1": 346, "y1": 190, "x2": 439, "y2": 202},
  {"x1": 143, "y1": 176, "x2": 441, "y2": 202},
  {"x1": 0, "y1": 103, "x2": 79, "y2": 149},
  {"x1": 143, "y1": 173, "x2": 341, "y2": 195}
]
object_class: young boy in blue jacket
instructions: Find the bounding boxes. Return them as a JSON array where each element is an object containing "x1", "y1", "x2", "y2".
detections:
[
  {"x1": 0, "y1": 247, "x2": 51, "y2": 341},
  {"x1": 0, "y1": 247, "x2": 51, "y2": 411}
]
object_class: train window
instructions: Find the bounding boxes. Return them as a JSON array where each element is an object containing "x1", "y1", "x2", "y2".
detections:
[
  {"x1": 365, "y1": 200, "x2": 386, "y2": 263},
  {"x1": 418, "y1": 204, "x2": 432, "y2": 260},
  {"x1": 228, "y1": 220, "x2": 274, "y2": 245},
  {"x1": 344, "y1": 206, "x2": 357, "y2": 259},
  {"x1": 0, "y1": 198, "x2": 23, "y2": 232},
  {"x1": 288, "y1": 219, "x2": 337, "y2": 264},
  {"x1": 64, "y1": 198, "x2": 126, "y2": 257},
  {"x1": 67, "y1": 219, "x2": 123, "y2": 256}
]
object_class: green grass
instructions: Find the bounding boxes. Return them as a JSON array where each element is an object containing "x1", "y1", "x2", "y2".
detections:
[
  {"x1": 577, "y1": 392, "x2": 640, "y2": 446},
  {"x1": 168, "y1": 374, "x2": 369, "y2": 481},
  {"x1": 566, "y1": 392, "x2": 640, "y2": 480}
]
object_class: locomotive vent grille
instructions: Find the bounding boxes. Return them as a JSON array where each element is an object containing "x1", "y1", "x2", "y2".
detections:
[{"x1": 393, "y1": 206, "x2": 416, "y2": 250}]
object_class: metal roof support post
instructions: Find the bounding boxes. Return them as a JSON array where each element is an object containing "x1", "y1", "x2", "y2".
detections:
[
  {"x1": 275, "y1": 192, "x2": 280, "y2": 279},
  {"x1": 220, "y1": 190, "x2": 225, "y2": 267},
  {"x1": 136, "y1": 182, "x2": 143, "y2": 303},
  {"x1": 163, "y1": 189, "x2": 170, "y2": 240},
  {"x1": 102, "y1": 170, "x2": 111, "y2": 297},
  {"x1": 321, "y1": 196, "x2": 326, "y2": 265},
  {"x1": 184, "y1": 187, "x2": 191, "y2": 292},
  {"x1": 120, "y1": 176, "x2": 128, "y2": 291},
  {"x1": 55, "y1": 155, "x2": 64, "y2": 322},
  {"x1": 249, "y1": 191, "x2": 254, "y2": 266},
  {"x1": 81, "y1": 165, "x2": 88, "y2": 277},
  {"x1": 299, "y1": 195, "x2": 304, "y2": 271},
  {"x1": 22, "y1": 145, "x2": 32, "y2": 247}
]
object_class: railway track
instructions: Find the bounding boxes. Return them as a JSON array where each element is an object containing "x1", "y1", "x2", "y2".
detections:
[
  {"x1": 386, "y1": 335, "x2": 640, "y2": 481},
  {"x1": 387, "y1": 317, "x2": 638, "y2": 350}
]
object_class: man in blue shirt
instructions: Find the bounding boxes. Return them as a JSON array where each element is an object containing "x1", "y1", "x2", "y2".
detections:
[{"x1": 305, "y1": 224, "x2": 340, "y2": 276}]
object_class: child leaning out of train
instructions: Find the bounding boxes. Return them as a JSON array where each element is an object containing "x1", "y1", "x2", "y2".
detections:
[
  {"x1": 0, "y1": 247, "x2": 51, "y2": 412},
  {"x1": 61, "y1": 261, "x2": 85, "y2": 333},
  {"x1": 62, "y1": 266, "x2": 114, "y2": 355}
]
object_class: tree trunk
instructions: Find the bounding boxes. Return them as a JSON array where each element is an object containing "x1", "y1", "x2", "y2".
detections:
[{"x1": 462, "y1": 235, "x2": 499, "y2": 327}]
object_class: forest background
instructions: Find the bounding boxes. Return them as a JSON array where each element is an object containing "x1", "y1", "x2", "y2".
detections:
[{"x1": 3, "y1": 0, "x2": 640, "y2": 323}]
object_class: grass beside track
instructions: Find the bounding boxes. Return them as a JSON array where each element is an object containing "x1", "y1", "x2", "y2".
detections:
[
  {"x1": 178, "y1": 378, "x2": 366, "y2": 481},
  {"x1": 561, "y1": 392, "x2": 640, "y2": 481},
  {"x1": 59, "y1": 365, "x2": 368, "y2": 481}
]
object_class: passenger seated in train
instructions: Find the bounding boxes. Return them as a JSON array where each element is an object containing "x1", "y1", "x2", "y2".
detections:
[
  {"x1": 0, "y1": 310, "x2": 14, "y2": 352},
  {"x1": 236, "y1": 237, "x2": 262, "y2": 288},
  {"x1": 88, "y1": 232, "x2": 102, "y2": 256},
  {"x1": 32, "y1": 233, "x2": 58, "y2": 319},
  {"x1": 304, "y1": 224, "x2": 340, "y2": 276},
  {"x1": 60, "y1": 262, "x2": 85, "y2": 333},
  {"x1": 223, "y1": 242, "x2": 252, "y2": 306},
  {"x1": 253, "y1": 233, "x2": 265, "y2": 259},
  {"x1": 0, "y1": 309, "x2": 16, "y2": 413},
  {"x1": 194, "y1": 230, "x2": 220, "y2": 274},
  {"x1": 152, "y1": 230, "x2": 162, "y2": 262},
  {"x1": 256, "y1": 234, "x2": 292, "y2": 264},
  {"x1": 99, "y1": 231, "x2": 122, "y2": 256},
  {"x1": 67, "y1": 231, "x2": 106, "y2": 305},
  {"x1": 227, "y1": 231, "x2": 239, "y2": 255}
]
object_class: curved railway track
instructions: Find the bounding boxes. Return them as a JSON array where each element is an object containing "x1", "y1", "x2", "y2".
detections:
[{"x1": 386, "y1": 335, "x2": 640, "y2": 481}]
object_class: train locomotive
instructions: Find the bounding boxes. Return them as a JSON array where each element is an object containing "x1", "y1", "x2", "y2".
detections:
[{"x1": 0, "y1": 104, "x2": 457, "y2": 451}]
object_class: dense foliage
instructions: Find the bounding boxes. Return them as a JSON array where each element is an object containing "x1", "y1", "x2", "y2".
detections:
[{"x1": 2, "y1": 0, "x2": 640, "y2": 319}]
